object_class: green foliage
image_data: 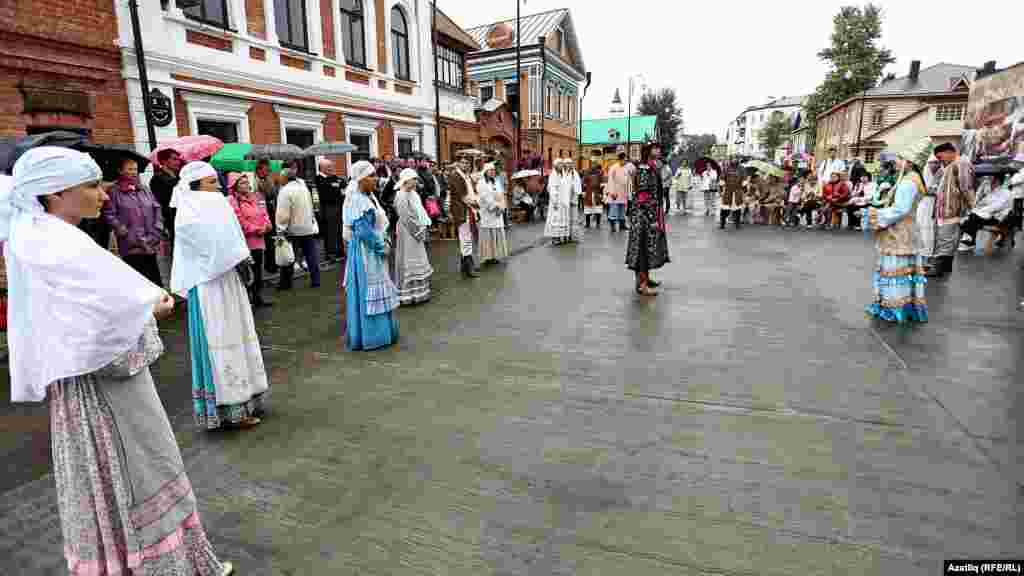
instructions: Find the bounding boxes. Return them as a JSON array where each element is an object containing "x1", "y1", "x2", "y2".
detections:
[
  {"x1": 759, "y1": 111, "x2": 792, "y2": 160},
  {"x1": 676, "y1": 133, "x2": 717, "y2": 166},
  {"x1": 637, "y1": 88, "x2": 684, "y2": 159},
  {"x1": 804, "y1": 3, "x2": 895, "y2": 148}
]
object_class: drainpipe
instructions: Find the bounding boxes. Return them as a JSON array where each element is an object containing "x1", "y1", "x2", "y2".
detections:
[
  {"x1": 128, "y1": 0, "x2": 157, "y2": 151},
  {"x1": 576, "y1": 71, "x2": 591, "y2": 169},
  {"x1": 514, "y1": 0, "x2": 520, "y2": 168},
  {"x1": 539, "y1": 36, "x2": 546, "y2": 172}
]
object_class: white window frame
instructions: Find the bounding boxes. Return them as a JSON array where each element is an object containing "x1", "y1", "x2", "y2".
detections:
[
  {"x1": 393, "y1": 125, "x2": 420, "y2": 156},
  {"x1": 344, "y1": 115, "x2": 378, "y2": 170},
  {"x1": 181, "y1": 92, "x2": 252, "y2": 143},
  {"x1": 384, "y1": 0, "x2": 418, "y2": 83},
  {"x1": 275, "y1": 104, "x2": 325, "y2": 144},
  {"x1": 935, "y1": 103, "x2": 965, "y2": 122}
]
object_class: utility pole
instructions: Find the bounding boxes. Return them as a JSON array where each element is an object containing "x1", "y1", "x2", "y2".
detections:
[
  {"x1": 514, "y1": 0, "x2": 520, "y2": 169},
  {"x1": 432, "y1": 0, "x2": 441, "y2": 162},
  {"x1": 128, "y1": 0, "x2": 157, "y2": 151}
]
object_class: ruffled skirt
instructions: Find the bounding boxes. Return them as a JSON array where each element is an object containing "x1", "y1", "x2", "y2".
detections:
[
  {"x1": 479, "y1": 227, "x2": 510, "y2": 261},
  {"x1": 866, "y1": 254, "x2": 929, "y2": 323}
]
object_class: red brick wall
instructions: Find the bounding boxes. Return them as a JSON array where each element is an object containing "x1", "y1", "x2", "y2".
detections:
[
  {"x1": 174, "y1": 89, "x2": 190, "y2": 136},
  {"x1": 250, "y1": 47, "x2": 266, "y2": 61},
  {"x1": 247, "y1": 0, "x2": 266, "y2": 39},
  {"x1": 248, "y1": 101, "x2": 281, "y2": 144},
  {"x1": 186, "y1": 30, "x2": 233, "y2": 52},
  {"x1": 3, "y1": 0, "x2": 119, "y2": 52},
  {"x1": 377, "y1": 121, "x2": 394, "y2": 157},
  {"x1": 320, "y1": 0, "x2": 335, "y2": 60},
  {"x1": 374, "y1": 0, "x2": 387, "y2": 74},
  {"x1": 281, "y1": 54, "x2": 311, "y2": 71},
  {"x1": 323, "y1": 112, "x2": 347, "y2": 176}
]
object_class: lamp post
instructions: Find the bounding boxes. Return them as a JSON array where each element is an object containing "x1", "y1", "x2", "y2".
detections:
[
  {"x1": 576, "y1": 71, "x2": 592, "y2": 170},
  {"x1": 625, "y1": 74, "x2": 646, "y2": 161},
  {"x1": 128, "y1": 0, "x2": 157, "y2": 151},
  {"x1": 515, "y1": 0, "x2": 521, "y2": 169},
  {"x1": 432, "y1": 0, "x2": 441, "y2": 162}
]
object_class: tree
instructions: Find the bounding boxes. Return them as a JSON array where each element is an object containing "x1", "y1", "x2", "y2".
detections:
[
  {"x1": 759, "y1": 111, "x2": 792, "y2": 160},
  {"x1": 676, "y1": 133, "x2": 717, "y2": 167},
  {"x1": 804, "y1": 3, "x2": 895, "y2": 149},
  {"x1": 637, "y1": 88, "x2": 684, "y2": 159}
]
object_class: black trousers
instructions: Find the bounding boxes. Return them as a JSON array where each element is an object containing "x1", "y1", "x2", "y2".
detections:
[
  {"x1": 248, "y1": 249, "x2": 265, "y2": 302},
  {"x1": 322, "y1": 202, "x2": 342, "y2": 258},
  {"x1": 719, "y1": 209, "x2": 741, "y2": 229},
  {"x1": 960, "y1": 214, "x2": 999, "y2": 243},
  {"x1": 122, "y1": 253, "x2": 163, "y2": 287}
]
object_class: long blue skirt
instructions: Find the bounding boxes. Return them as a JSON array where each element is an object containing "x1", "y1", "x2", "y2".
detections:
[
  {"x1": 865, "y1": 254, "x2": 929, "y2": 324},
  {"x1": 345, "y1": 244, "x2": 398, "y2": 351}
]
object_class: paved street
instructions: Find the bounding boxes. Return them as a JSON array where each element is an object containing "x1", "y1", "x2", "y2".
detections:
[{"x1": 2, "y1": 207, "x2": 1023, "y2": 575}]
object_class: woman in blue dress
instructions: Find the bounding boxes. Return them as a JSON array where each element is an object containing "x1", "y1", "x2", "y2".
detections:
[{"x1": 342, "y1": 161, "x2": 399, "y2": 350}]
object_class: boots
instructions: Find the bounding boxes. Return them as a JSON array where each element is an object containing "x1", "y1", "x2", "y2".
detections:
[
  {"x1": 595, "y1": 215, "x2": 601, "y2": 229},
  {"x1": 719, "y1": 210, "x2": 728, "y2": 230},
  {"x1": 461, "y1": 256, "x2": 479, "y2": 278},
  {"x1": 734, "y1": 210, "x2": 742, "y2": 229}
]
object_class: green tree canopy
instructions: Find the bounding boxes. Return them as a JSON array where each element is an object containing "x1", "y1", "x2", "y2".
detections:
[
  {"x1": 759, "y1": 111, "x2": 792, "y2": 160},
  {"x1": 804, "y1": 3, "x2": 895, "y2": 149},
  {"x1": 637, "y1": 88, "x2": 683, "y2": 159}
]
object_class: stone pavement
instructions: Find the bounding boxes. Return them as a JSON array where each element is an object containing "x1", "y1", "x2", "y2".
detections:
[{"x1": 1, "y1": 212, "x2": 1022, "y2": 575}]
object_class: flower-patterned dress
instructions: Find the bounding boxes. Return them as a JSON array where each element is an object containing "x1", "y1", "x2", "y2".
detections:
[
  {"x1": 866, "y1": 172, "x2": 929, "y2": 323},
  {"x1": 625, "y1": 163, "x2": 670, "y2": 272},
  {"x1": 49, "y1": 319, "x2": 226, "y2": 575}
]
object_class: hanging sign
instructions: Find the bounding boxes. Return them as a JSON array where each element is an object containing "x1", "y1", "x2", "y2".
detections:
[{"x1": 148, "y1": 88, "x2": 173, "y2": 127}]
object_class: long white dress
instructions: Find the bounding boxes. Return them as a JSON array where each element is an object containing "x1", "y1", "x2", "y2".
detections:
[
  {"x1": 478, "y1": 178, "x2": 509, "y2": 261},
  {"x1": 544, "y1": 172, "x2": 582, "y2": 241}
]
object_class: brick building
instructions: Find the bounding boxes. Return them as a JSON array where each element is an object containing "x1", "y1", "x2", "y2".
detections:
[
  {"x1": 0, "y1": 0, "x2": 133, "y2": 144},
  {"x1": 113, "y1": 0, "x2": 440, "y2": 175},
  {"x1": 465, "y1": 8, "x2": 587, "y2": 171},
  {"x1": 432, "y1": 7, "x2": 480, "y2": 164}
]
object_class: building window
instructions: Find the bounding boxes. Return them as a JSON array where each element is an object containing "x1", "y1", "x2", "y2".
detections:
[
  {"x1": 197, "y1": 119, "x2": 239, "y2": 143},
  {"x1": 339, "y1": 0, "x2": 365, "y2": 67},
  {"x1": 397, "y1": 137, "x2": 415, "y2": 157},
  {"x1": 935, "y1": 103, "x2": 965, "y2": 122},
  {"x1": 864, "y1": 149, "x2": 876, "y2": 163},
  {"x1": 391, "y1": 7, "x2": 410, "y2": 80},
  {"x1": 275, "y1": 0, "x2": 308, "y2": 50},
  {"x1": 285, "y1": 127, "x2": 316, "y2": 181},
  {"x1": 350, "y1": 133, "x2": 371, "y2": 164},
  {"x1": 480, "y1": 85, "x2": 494, "y2": 102},
  {"x1": 871, "y1": 106, "x2": 886, "y2": 129},
  {"x1": 183, "y1": 0, "x2": 230, "y2": 29},
  {"x1": 436, "y1": 44, "x2": 464, "y2": 92}
]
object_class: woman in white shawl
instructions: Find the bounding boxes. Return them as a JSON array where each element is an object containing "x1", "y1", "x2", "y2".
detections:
[
  {"x1": 478, "y1": 162, "x2": 510, "y2": 263},
  {"x1": 2, "y1": 148, "x2": 233, "y2": 575},
  {"x1": 916, "y1": 155, "x2": 942, "y2": 276},
  {"x1": 343, "y1": 160, "x2": 399, "y2": 350},
  {"x1": 545, "y1": 159, "x2": 572, "y2": 244},
  {"x1": 393, "y1": 167, "x2": 434, "y2": 305},
  {"x1": 171, "y1": 161, "x2": 269, "y2": 430}
]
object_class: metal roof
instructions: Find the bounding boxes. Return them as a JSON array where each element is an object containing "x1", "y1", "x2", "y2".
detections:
[
  {"x1": 465, "y1": 8, "x2": 569, "y2": 51},
  {"x1": 865, "y1": 63, "x2": 976, "y2": 97},
  {"x1": 581, "y1": 116, "x2": 657, "y2": 145},
  {"x1": 434, "y1": 6, "x2": 480, "y2": 52}
]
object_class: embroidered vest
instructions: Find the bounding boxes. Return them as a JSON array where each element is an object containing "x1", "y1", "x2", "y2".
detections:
[{"x1": 877, "y1": 173, "x2": 924, "y2": 256}]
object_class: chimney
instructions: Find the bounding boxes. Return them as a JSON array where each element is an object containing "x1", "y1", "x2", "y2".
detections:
[
  {"x1": 984, "y1": 60, "x2": 996, "y2": 73},
  {"x1": 909, "y1": 60, "x2": 921, "y2": 81}
]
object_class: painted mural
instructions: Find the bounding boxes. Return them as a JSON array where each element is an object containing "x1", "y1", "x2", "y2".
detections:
[{"x1": 963, "y1": 63, "x2": 1024, "y2": 164}]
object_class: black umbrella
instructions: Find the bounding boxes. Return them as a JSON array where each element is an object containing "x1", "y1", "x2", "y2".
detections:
[
  {"x1": 0, "y1": 131, "x2": 150, "y2": 181},
  {"x1": 694, "y1": 156, "x2": 721, "y2": 175}
]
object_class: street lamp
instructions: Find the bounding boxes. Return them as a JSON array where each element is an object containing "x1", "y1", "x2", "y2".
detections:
[{"x1": 626, "y1": 74, "x2": 646, "y2": 160}]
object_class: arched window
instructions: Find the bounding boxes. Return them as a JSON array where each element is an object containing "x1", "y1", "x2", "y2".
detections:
[
  {"x1": 391, "y1": 6, "x2": 410, "y2": 80},
  {"x1": 340, "y1": 0, "x2": 365, "y2": 67}
]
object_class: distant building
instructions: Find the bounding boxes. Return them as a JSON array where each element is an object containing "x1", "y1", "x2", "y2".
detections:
[
  {"x1": 465, "y1": 8, "x2": 587, "y2": 170},
  {"x1": 814, "y1": 61, "x2": 981, "y2": 163},
  {"x1": 724, "y1": 95, "x2": 807, "y2": 159},
  {"x1": 580, "y1": 115, "x2": 657, "y2": 166},
  {"x1": 609, "y1": 88, "x2": 625, "y2": 118}
]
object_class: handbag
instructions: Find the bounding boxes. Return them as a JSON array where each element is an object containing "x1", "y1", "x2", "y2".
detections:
[
  {"x1": 424, "y1": 197, "x2": 441, "y2": 218},
  {"x1": 236, "y1": 257, "x2": 255, "y2": 287},
  {"x1": 274, "y1": 236, "x2": 295, "y2": 266},
  {"x1": 95, "y1": 320, "x2": 164, "y2": 380}
]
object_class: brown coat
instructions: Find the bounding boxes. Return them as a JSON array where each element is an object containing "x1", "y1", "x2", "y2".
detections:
[
  {"x1": 583, "y1": 167, "x2": 603, "y2": 207},
  {"x1": 720, "y1": 174, "x2": 744, "y2": 208},
  {"x1": 936, "y1": 157, "x2": 975, "y2": 223},
  {"x1": 448, "y1": 169, "x2": 473, "y2": 226}
]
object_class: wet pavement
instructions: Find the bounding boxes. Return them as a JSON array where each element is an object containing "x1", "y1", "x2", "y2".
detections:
[{"x1": 1, "y1": 207, "x2": 1022, "y2": 574}]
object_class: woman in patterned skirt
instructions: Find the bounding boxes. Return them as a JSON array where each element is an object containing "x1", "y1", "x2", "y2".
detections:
[
  {"x1": 625, "y1": 144, "x2": 671, "y2": 295},
  {"x1": 171, "y1": 161, "x2": 269, "y2": 430},
  {"x1": 864, "y1": 137, "x2": 931, "y2": 324},
  {"x1": 3, "y1": 148, "x2": 232, "y2": 575}
]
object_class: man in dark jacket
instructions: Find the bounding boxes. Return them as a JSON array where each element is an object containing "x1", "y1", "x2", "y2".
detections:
[{"x1": 315, "y1": 158, "x2": 344, "y2": 260}]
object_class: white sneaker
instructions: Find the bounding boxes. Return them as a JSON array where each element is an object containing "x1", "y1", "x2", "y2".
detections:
[{"x1": 957, "y1": 243, "x2": 972, "y2": 252}]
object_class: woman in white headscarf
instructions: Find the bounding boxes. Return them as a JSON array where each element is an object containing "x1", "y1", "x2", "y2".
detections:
[
  {"x1": 342, "y1": 160, "x2": 399, "y2": 350},
  {"x1": 171, "y1": 161, "x2": 269, "y2": 430},
  {"x1": 393, "y1": 167, "x2": 434, "y2": 305},
  {"x1": 477, "y1": 162, "x2": 510, "y2": 263},
  {"x1": 2, "y1": 148, "x2": 233, "y2": 575},
  {"x1": 545, "y1": 159, "x2": 572, "y2": 244}
]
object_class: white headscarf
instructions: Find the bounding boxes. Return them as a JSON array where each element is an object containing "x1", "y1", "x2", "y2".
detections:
[
  {"x1": 169, "y1": 161, "x2": 250, "y2": 296},
  {"x1": 343, "y1": 160, "x2": 387, "y2": 231},
  {"x1": 3, "y1": 147, "x2": 165, "y2": 402}
]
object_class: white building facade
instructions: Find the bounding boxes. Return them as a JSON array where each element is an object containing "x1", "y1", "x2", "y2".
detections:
[
  {"x1": 115, "y1": 0, "x2": 440, "y2": 174},
  {"x1": 724, "y1": 95, "x2": 806, "y2": 159}
]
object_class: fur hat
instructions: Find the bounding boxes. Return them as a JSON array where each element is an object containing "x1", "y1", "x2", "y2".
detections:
[{"x1": 897, "y1": 137, "x2": 933, "y2": 168}]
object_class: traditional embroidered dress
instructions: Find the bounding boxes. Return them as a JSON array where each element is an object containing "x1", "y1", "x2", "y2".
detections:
[
  {"x1": 582, "y1": 165, "x2": 604, "y2": 221},
  {"x1": 343, "y1": 161, "x2": 399, "y2": 350},
  {"x1": 866, "y1": 171, "x2": 928, "y2": 323},
  {"x1": 933, "y1": 157, "x2": 975, "y2": 267},
  {"x1": 544, "y1": 168, "x2": 572, "y2": 241},
  {"x1": 626, "y1": 162, "x2": 670, "y2": 271},
  {"x1": 478, "y1": 176, "x2": 510, "y2": 262},
  {"x1": 915, "y1": 159, "x2": 942, "y2": 268},
  {"x1": 394, "y1": 178, "x2": 434, "y2": 305},
  {"x1": 170, "y1": 162, "x2": 269, "y2": 430},
  {"x1": 2, "y1": 149, "x2": 226, "y2": 576}
]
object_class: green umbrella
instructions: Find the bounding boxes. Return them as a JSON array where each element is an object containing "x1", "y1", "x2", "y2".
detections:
[{"x1": 209, "y1": 143, "x2": 283, "y2": 173}]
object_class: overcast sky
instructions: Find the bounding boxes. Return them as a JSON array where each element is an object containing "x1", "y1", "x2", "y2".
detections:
[{"x1": 439, "y1": 0, "x2": 1024, "y2": 137}]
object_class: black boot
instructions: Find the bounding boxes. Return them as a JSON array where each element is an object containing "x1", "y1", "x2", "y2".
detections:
[
  {"x1": 596, "y1": 215, "x2": 601, "y2": 229},
  {"x1": 719, "y1": 210, "x2": 727, "y2": 230},
  {"x1": 734, "y1": 210, "x2": 742, "y2": 229},
  {"x1": 464, "y1": 256, "x2": 480, "y2": 278},
  {"x1": 941, "y1": 255, "x2": 955, "y2": 276}
]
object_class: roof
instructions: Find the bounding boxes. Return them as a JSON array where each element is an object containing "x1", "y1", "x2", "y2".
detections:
[
  {"x1": 466, "y1": 8, "x2": 568, "y2": 50},
  {"x1": 435, "y1": 6, "x2": 480, "y2": 52},
  {"x1": 743, "y1": 95, "x2": 808, "y2": 114},
  {"x1": 581, "y1": 116, "x2": 657, "y2": 145},
  {"x1": 865, "y1": 62, "x2": 977, "y2": 97}
]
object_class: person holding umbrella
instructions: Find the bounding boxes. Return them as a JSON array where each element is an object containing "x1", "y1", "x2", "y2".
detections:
[{"x1": 102, "y1": 157, "x2": 165, "y2": 287}]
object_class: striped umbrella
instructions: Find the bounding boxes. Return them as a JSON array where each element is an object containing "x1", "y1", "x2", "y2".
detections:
[{"x1": 244, "y1": 143, "x2": 306, "y2": 161}]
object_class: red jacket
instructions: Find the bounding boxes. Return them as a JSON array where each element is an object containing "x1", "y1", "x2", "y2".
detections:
[
  {"x1": 229, "y1": 192, "x2": 272, "y2": 250},
  {"x1": 823, "y1": 181, "x2": 851, "y2": 204}
]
